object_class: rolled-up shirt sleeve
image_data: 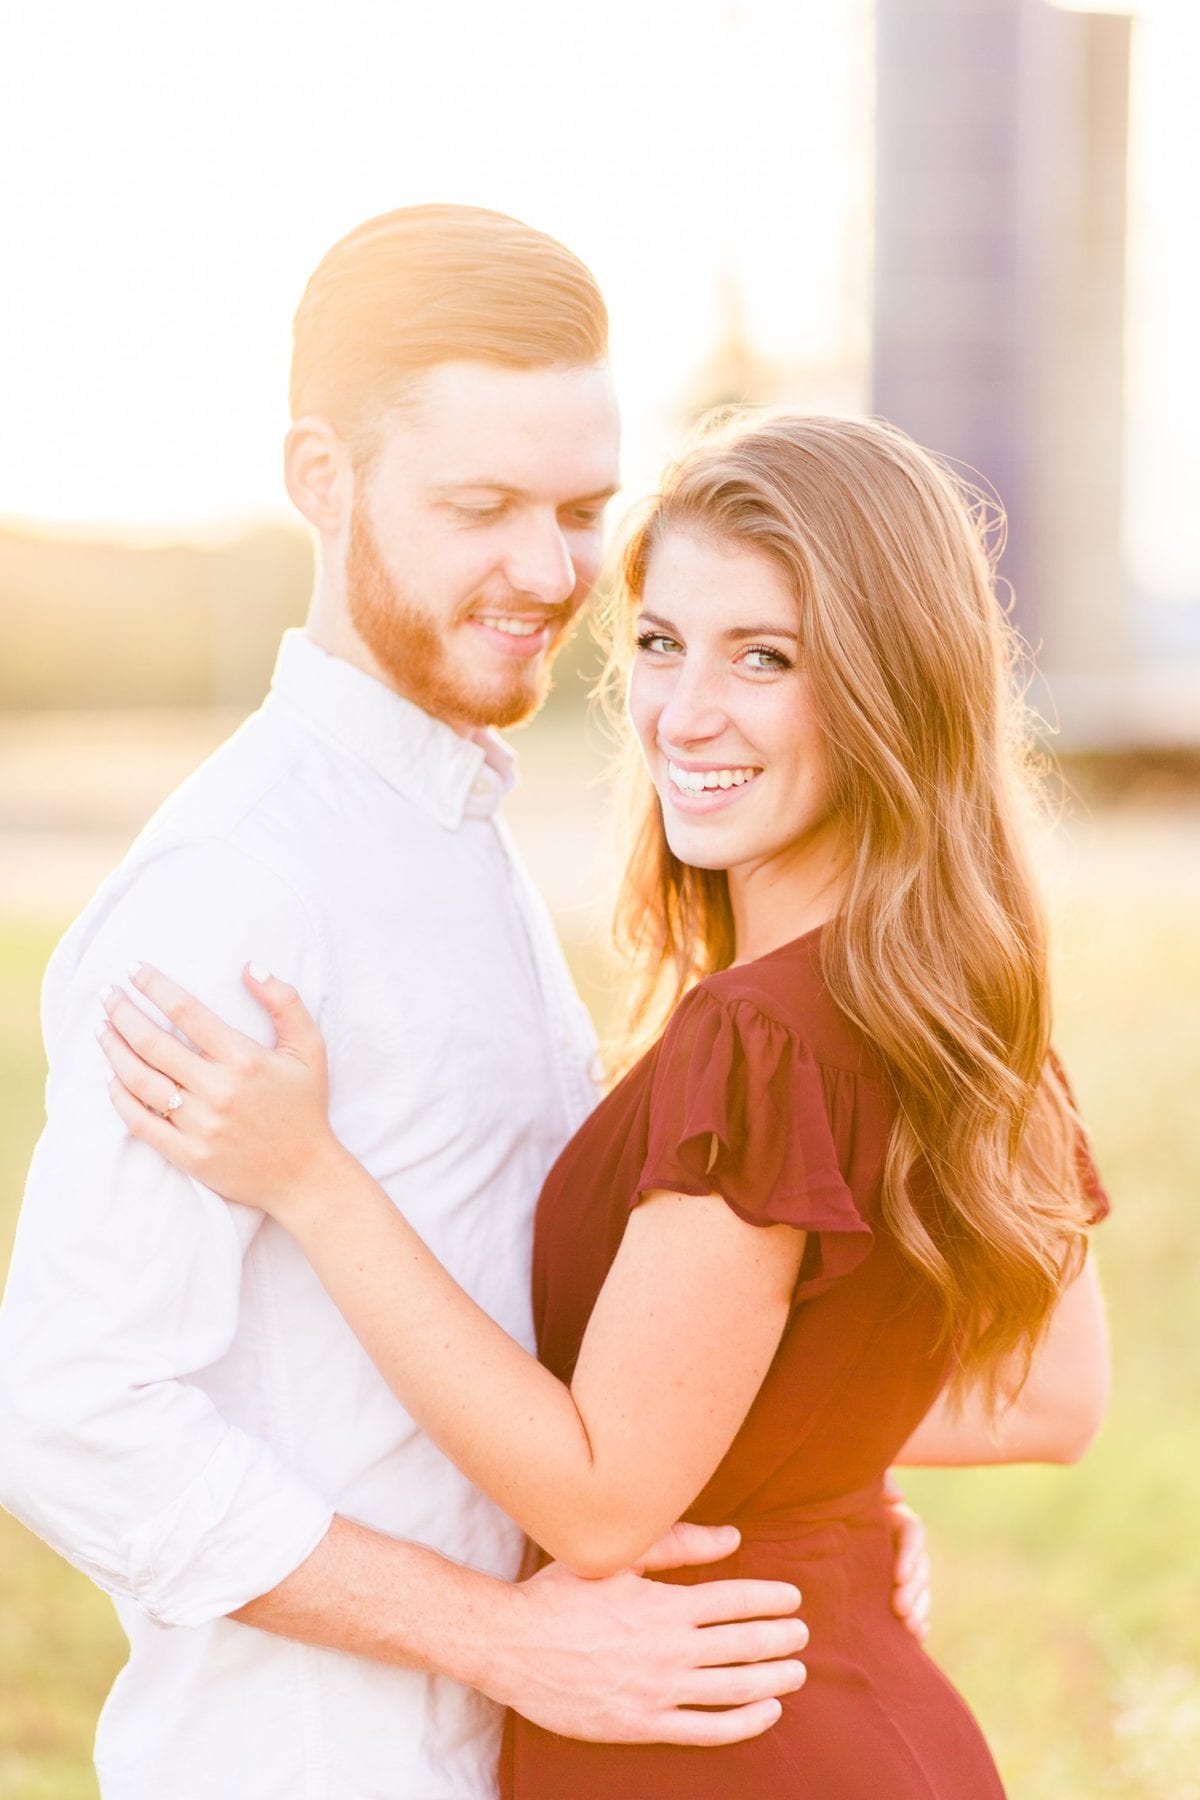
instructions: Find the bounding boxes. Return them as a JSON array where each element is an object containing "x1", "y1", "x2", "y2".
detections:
[{"x1": 0, "y1": 836, "x2": 337, "y2": 1628}]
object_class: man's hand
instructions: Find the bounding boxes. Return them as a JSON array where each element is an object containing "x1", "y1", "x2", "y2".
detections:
[
  {"x1": 883, "y1": 1474, "x2": 931, "y2": 1641},
  {"x1": 477, "y1": 1523, "x2": 808, "y2": 1747}
]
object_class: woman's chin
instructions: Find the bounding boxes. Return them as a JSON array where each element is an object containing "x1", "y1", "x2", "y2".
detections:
[{"x1": 661, "y1": 825, "x2": 735, "y2": 874}]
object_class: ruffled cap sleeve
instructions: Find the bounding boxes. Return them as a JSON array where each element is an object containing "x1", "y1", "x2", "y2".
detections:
[{"x1": 635, "y1": 985, "x2": 873, "y2": 1302}]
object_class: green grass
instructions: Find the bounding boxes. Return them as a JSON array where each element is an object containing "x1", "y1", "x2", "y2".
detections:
[
  {"x1": 0, "y1": 847, "x2": 1197, "y2": 1796},
  {"x1": 0, "y1": 922, "x2": 126, "y2": 1800}
]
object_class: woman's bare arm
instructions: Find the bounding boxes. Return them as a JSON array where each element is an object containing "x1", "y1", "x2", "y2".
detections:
[
  {"x1": 895, "y1": 1256, "x2": 1109, "y2": 1467},
  {"x1": 98, "y1": 960, "x2": 808, "y2": 1577},
  {"x1": 279, "y1": 1157, "x2": 807, "y2": 1578}
]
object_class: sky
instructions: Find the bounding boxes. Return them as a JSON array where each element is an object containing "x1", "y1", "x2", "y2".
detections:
[{"x1": 0, "y1": 0, "x2": 1195, "y2": 606}]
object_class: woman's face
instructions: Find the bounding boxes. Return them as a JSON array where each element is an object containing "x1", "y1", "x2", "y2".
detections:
[{"x1": 628, "y1": 528, "x2": 842, "y2": 896}]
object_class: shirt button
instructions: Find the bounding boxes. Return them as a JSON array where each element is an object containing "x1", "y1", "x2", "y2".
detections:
[{"x1": 470, "y1": 775, "x2": 491, "y2": 800}]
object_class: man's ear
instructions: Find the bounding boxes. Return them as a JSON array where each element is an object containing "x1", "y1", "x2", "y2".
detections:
[{"x1": 284, "y1": 416, "x2": 353, "y2": 534}]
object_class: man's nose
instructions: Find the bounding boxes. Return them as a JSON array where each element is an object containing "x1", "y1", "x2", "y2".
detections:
[{"x1": 503, "y1": 517, "x2": 577, "y2": 607}]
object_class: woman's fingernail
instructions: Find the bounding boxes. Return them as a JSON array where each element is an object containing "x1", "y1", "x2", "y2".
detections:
[
  {"x1": 247, "y1": 962, "x2": 271, "y2": 984},
  {"x1": 101, "y1": 985, "x2": 117, "y2": 1006},
  {"x1": 128, "y1": 962, "x2": 145, "y2": 981},
  {"x1": 95, "y1": 1020, "x2": 108, "y2": 1040}
]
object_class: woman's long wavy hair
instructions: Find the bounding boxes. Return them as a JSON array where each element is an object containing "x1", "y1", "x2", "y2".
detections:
[{"x1": 598, "y1": 411, "x2": 1095, "y2": 1404}]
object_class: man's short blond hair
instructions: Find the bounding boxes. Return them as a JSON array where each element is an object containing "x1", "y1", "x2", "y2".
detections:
[{"x1": 289, "y1": 203, "x2": 609, "y2": 449}]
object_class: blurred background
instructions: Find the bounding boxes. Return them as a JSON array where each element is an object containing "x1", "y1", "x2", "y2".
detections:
[{"x1": 1, "y1": 0, "x2": 1197, "y2": 1794}]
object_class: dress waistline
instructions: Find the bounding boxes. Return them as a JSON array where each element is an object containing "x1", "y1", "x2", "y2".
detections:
[{"x1": 725, "y1": 1478, "x2": 886, "y2": 1540}]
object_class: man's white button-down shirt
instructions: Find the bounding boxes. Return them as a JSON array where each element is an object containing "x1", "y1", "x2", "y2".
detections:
[{"x1": 0, "y1": 632, "x2": 600, "y2": 1799}]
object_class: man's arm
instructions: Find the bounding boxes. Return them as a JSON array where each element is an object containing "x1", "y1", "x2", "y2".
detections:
[
  {"x1": 0, "y1": 836, "x2": 807, "y2": 1741},
  {"x1": 234, "y1": 1515, "x2": 809, "y2": 1744},
  {"x1": 0, "y1": 839, "x2": 336, "y2": 1624}
]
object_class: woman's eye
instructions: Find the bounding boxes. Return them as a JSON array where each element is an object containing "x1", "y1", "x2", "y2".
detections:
[
  {"x1": 634, "y1": 630, "x2": 682, "y2": 656},
  {"x1": 740, "y1": 645, "x2": 793, "y2": 673}
]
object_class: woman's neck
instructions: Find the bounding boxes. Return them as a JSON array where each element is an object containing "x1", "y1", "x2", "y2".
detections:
[{"x1": 727, "y1": 825, "x2": 848, "y2": 965}]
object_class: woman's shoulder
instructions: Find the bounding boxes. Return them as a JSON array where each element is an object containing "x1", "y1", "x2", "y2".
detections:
[
  {"x1": 691, "y1": 929, "x2": 880, "y2": 1080},
  {"x1": 635, "y1": 932, "x2": 877, "y2": 1293}
]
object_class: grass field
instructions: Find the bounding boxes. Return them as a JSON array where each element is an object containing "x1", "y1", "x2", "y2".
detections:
[
  {"x1": 0, "y1": 714, "x2": 1197, "y2": 1797},
  {"x1": 0, "y1": 921, "x2": 129, "y2": 1800}
]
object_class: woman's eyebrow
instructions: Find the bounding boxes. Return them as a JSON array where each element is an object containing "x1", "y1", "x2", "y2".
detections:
[
  {"x1": 636, "y1": 609, "x2": 680, "y2": 635},
  {"x1": 725, "y1": 623, "x2": 800, "y2": 641},
  {"x1": 636, "y1": 609, "x2": 799, "y2": 642}
]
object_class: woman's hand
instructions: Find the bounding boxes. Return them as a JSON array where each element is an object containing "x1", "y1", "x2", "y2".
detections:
[
  {"x1": 881, "y1": 1472, "x2": 932, "y2": 1642},
  {"x1": 98, "y1": 962, "x2": 345, "y2": 1222}
]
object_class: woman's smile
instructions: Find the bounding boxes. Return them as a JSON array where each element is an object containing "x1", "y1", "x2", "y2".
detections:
[{"x1": 664, "y1": 759, "x2": 763, "y2": 810}]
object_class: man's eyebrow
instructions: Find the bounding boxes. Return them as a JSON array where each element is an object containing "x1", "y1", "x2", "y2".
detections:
[
  {"x1": 431, "y1": 481, "x2": 620, "y2": 504},
  {"x1": 636, "y1": 609, "x2": 799, "y2": 642}
]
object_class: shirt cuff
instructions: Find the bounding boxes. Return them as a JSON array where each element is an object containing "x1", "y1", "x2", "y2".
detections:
[{"x1": 120, "y1": 1427, "x2": 336, "y2": 1629}]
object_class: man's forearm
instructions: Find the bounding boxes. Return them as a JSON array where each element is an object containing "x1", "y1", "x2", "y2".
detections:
[
  {"x1": 231, "y1": 1514, "x2": 511, "y2": 1696},
  {"x1": 232, "y1": 1514, "x2": 811, "y2": 1747}
]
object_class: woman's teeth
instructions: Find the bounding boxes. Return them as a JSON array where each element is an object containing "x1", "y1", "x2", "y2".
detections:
[
  {"x1": 477, "y1": 616, "x2": 542, "y2": 637},
  {"x1": 668, "y1": 762, "x2": 760, "y2": 793}
]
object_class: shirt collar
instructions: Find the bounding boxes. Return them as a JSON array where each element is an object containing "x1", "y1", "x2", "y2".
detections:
[{"x1": 266, "y1": 630, "x2": 517, "y2": 828}]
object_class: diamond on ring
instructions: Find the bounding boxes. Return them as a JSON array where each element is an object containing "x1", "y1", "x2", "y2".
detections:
[{"x1": 162, "y1": 1086, "x2": 184, "y2": 1118}]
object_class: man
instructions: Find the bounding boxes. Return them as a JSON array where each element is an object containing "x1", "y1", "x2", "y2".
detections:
[{"x1": 0, "y1": 205, "x2": 925, "y2": 1798}]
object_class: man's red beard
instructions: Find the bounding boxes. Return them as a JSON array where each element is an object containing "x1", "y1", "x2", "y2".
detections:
[{"x1": 345, "y1": 503, "x2": 575, "y2": 730}]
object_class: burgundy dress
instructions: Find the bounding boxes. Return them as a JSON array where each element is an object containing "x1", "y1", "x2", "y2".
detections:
[{"x1": 500, "y1": 927, "x2": 1106, "y2": 1799}]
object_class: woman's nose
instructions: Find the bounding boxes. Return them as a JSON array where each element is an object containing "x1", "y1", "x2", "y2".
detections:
[{"x1": 657, "y1": 664, "x2": 727, "y2": 746}]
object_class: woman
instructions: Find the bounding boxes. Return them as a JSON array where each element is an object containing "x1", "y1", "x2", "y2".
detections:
[{"x1": 99, "y1": 413, "x2": 1109, "y2": 1796}]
